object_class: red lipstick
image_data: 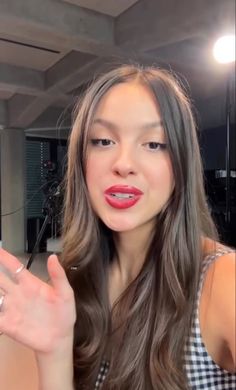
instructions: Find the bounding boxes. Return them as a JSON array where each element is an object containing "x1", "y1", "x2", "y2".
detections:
[{"x1": 104, "y1": 185, "x2": 143, "y2": 209}]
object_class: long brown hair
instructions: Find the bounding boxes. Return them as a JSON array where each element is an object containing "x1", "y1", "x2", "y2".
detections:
[{"x1": 61, "y1": 64, "x2": 218, "y2": 389}]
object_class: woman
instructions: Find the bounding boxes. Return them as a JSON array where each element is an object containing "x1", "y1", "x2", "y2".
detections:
[{"x1": 0, "y1": 65, "x2": 235, "y2": 390}]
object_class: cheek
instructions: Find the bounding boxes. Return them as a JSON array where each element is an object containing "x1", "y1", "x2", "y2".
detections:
[
  {"x1": 86, "y1": 155, "x2": 106, "y2": 190},
  {"x1": 148, "y1": 158, "x2": 174, "y2": 192}
]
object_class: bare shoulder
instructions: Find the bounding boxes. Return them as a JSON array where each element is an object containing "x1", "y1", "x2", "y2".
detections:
[
  {"x1": 200, "y1": 238, "x2": 236, "y2": 371},
  {"x1": 207, "y1": 248, "x2": 235, "y2": 329}
]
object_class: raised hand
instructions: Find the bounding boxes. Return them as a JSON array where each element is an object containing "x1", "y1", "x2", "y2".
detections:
[{"x1": 0, "y1": 249, "x2": 76, "y2": 354}]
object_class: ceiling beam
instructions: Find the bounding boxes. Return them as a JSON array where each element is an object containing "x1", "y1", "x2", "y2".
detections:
[
  {"x1": 25, "y1": 128, "x2": 70, "y2": 139},
  {"x1": 6, "y1": 48, "x2": 214, "y2": 128},
  {"x1": 8, "y1": 94, "x2": 63, "y2": 128},
  {"x1": 0, "y1": 63, "x2": 44, "y2": 94},
  {"x1": 46, "y1": 51, "x2": 97, "y2": 89},
  {"x1": 0, "y1": 63, "x2": 72, "y2": 104},
  {"x1": 7, "y1": 52, "x2": 101, "y2": 128},
  {"x1": 27, "y1": 106, "x2": 71, "y2": 132},
  {"x1": 115, "y1": 0, "x2": 235, "y2": 52},
  {"x1": 0, "y1": 0, "x2": 116, "y2": 56},
  {"x1": 7, "y1": 51, "x2": 153, "y2": 128}
]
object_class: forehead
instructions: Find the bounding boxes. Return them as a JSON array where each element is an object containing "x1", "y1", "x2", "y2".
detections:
[{"x1": 93, "y1": 81, "x2": 161, "y2": 123}]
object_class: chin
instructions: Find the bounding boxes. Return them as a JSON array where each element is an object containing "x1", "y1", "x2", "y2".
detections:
[{"x1": 104, "y1": 218, "x2": 137, "y2": 233}]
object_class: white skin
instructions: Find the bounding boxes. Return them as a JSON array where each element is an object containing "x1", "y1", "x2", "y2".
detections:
[
  {"x1": 0, "y1": 251, "x2": 75, "y2": 352},
  {"x1": 0, "y1": 250, "x2": 76, "y2": 389},
  {"x1": 86, "y1": 81, "x2": 174, "y2": 287}
]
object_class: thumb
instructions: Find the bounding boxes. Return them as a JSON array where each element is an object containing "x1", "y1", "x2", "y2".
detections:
[{"x1": 47, "y1": 254, "x2": 71, "y2": 297}]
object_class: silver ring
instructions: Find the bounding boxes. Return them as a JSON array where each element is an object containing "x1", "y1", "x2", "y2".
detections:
[
  {"x1": 0, "y1": 294, "x2": 5, "y2": 312},
  {"x1": 15, "y1": 264, "x2": 25, "y2": 275}
]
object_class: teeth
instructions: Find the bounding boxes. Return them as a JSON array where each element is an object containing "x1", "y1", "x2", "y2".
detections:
[{"x1": 111, "y1": 193, "x2": 134, "y2": 199}]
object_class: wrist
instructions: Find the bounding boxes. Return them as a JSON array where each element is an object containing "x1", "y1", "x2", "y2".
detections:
[
  {"x1": 35, "y1": 336, "x2": 74, "y2": 390},
  {"x1": 35, "y1": 334, "x2": 74, "y2": 360}
]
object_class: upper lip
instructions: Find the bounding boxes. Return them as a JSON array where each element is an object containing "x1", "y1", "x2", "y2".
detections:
[{"x1": 104, "y1": 185, "x2": 143, "y2": 195}]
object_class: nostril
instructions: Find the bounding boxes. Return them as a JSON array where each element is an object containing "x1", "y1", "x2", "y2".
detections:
[{"x1": 113, "y1": 167, "x2": 136, "y2": 177}]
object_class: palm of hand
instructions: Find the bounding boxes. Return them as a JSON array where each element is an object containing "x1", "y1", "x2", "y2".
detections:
[
  {"x1": 7, "y1": 276, "x2": 75, "y2": 352},
  {"x1": 0, "y1": 250, "x2": 76, "y2": 354}
]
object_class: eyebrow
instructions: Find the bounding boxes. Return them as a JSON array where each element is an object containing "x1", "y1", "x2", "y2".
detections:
[{"x1": 92, "y1": 118, "x2": 163, "y2": 132}]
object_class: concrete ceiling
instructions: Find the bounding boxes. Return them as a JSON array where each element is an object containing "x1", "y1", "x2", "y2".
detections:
[
  {"x1": 0, "y1": 0, "x2": 235, "y2": 138},
  {"x1": 63, "y1": 0, "x2": 140, "y2": 17}
]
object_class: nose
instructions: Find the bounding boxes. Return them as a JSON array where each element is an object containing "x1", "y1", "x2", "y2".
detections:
[{"x1": 111, "y1": 145, "x2": 137, "y2": 177}]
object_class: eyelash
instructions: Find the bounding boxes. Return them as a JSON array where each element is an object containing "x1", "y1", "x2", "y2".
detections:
[
  {"x1": 90, "y1": 139, "x2": 114, "y2": 147},
  {"x1": 144, "y1": 142, "x2": 167, "y2": 151},
  {"x1": 90, "y1": 139, "x2": 167, "y2": 151}
]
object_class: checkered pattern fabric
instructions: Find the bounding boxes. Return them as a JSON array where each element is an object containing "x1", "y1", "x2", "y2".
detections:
[
  {"x1": 94, "y1": 359, "x2": 110, "y2": 389},
  {"x1": 94, "y1": 248, "x2": 236, "y2": 389},
  {"x1": 183, "y1": 248, "x2": 236, "y2": 389}
]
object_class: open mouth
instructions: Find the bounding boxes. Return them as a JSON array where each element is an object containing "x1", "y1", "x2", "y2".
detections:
[
  {"x1": 110, "y1": 193, "x2": 135, "y2": 199},
  {"x1": 104, "y1": 185, "x2": 143, "y2": 209}
]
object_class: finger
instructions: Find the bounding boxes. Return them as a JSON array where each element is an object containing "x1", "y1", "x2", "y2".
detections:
[
  {"x1": 47, "y1": 255, "x2": 72, "y2": 298},
  {"x1": 0, "y1": 271, "x2": 15, "y2": 293},
  {"x1": 0, "y1": 293, "x2": 7, "y2": 318},
  {"x1": 0, "y1": 249, "x2": 26, "y2": 278},
  {"x1": 0, "y1": 296, "x2": 13, "y2": 336}
]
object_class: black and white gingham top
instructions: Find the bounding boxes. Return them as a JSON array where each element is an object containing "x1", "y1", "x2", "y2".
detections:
[
  {"x1": 94, "y1": 248, "x2": 236, "y2": 389},
  {"x1": 184, "y1": 248, "x2": 236, "y2": 389},
  {"x1": 94, "y1": 359, "x2": 110, "y2": 389}
]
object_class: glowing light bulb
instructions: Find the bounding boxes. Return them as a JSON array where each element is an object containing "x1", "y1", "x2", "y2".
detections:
[{"x1": 213, "y1": 35, "x2": 235, "y2": 63}]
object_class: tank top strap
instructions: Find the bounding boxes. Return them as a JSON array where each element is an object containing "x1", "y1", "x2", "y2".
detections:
[
  {"x1": 197, "y1": 247, "x2": 235, "y2": 307},
  {"x1": 200, "y1": 246, "x2": 235, "y2": 290}
]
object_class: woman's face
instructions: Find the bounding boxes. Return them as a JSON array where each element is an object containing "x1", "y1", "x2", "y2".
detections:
[{"x1": 86, "y1": 81, "x2": 174, "y2": 235}]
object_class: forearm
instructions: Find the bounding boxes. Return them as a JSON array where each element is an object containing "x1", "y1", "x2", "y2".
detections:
[{"x1": 35, "y1": 337, "x2": 74, "y2": 390}]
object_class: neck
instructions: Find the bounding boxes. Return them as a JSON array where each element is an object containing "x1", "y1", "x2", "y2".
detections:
[{"x1": 112, "y1": 224, "x2": 155, "y2": 286}]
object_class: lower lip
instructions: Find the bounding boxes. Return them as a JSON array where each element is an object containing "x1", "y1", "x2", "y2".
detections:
[{"x1": 104, "y1": 194, "x2": 142, "y2": 209}]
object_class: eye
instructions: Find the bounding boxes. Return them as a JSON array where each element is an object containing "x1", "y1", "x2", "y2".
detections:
[
  {"x1": 144, "y1": 142, "x2": 167, "y2": 151},
  {"x1": 90, "y1": 138, "x2": 115, "y2": 147}
]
